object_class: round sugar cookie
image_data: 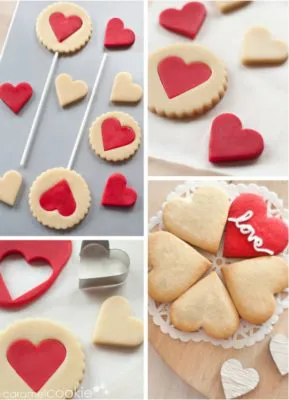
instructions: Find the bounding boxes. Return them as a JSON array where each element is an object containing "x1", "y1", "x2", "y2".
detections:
[{"x1": 29, "y1": 168, "x2": 91, "y2": 230}]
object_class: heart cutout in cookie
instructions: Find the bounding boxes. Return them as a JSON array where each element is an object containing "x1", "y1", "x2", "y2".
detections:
[
  {"x1": 7, "y1": 339, "x2": 67, "y2": 392},
  {"x1": 55, "y1": 73, "x2": 88, "y2": 107},
  {"x1": 93, "y1": 296, "x2": 143, "y2": 347},
  {"x1": 0, "y1": 170, "x2": 22, "y2": 206},
  {"x1": 0, "y1": 83, "x2": 33, "y2": 114},
  {"x1": 221, "y1": 359, "x2": 259, "y2": 399},
  {"x1": 270, "y1": 334, "x2": 288, "y2": 376},
  {"x1": 39, "y1": 180, "x2": 76, "y2": 217},
  {"x1": 49, "y1": 12, "x2": 83, "y2": 43},
  {"x1": 101, "y1": 117, "x2": 136, "y2": 151},
  {"x1": 159, "y1": 2, "x2": 206, "y2": 39},
  {"x1": 102, "y1": 173, "x2": 137, "y2": 207},
  {"x1": 110, "y1": 72, "x2": 143, "y2": 103},
  {"x1": 104, "y1": 18, "x2": 135, "y2": 48}
]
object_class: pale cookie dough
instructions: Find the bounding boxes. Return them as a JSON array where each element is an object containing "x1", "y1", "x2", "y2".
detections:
[
  {"x1": 242, "y1": 27, "x2": 288, "y2": 66},
  {"x1": 170, "y1": 272, "x2": 240, "y2": 339},
  {"x1": 110, "y1": 72, "x2": 143, "y2": 103},
  {"x1": 148, "y1": 231, "x2": 211, "y2": 302},
  {"x1": 0, "y1": 170, "x2": 22, "y2": 206},
  {"x1": 222, "y1": 257, "x2": 289, "y2": 324},
  {"x1": 163, "y1": 186, "x2": 230, "y2": 254},
  {"x1": 93, "y1": 296, "x2": 144, "y2": 347},
  {"x1": 148, "y1": 43, "x2": 228, "y2": 118},
  {"x1": 36, "y1": 2, "x2": 92, "y2": 54},
  {"x1": 0, "y1": 319, "x2": 84, "y2": 399},
  {"x1": 29, "y1": 168, "x2": 91, "y2": 230},
  {"x1": 55, "y1": 73, "x2": 88, "y2": 107},
  {"x1": 89, "y1": 112, "x2": 141, "y2": 162},
  {"x1": 216, "y1": 1, "x2": 251, "y2": 13}
]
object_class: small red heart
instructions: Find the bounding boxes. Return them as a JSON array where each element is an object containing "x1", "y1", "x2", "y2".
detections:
[
  {"x1": 102, "y1": 118, "x2": 136, "y2": 151},
  {"x1": 104, "y1": 18, "x2": 135, "y2": 48},
  {"x1": 159, "y1": 2, "x2": 206, "y2": 39},
  {"x1": 49, "y1": 12, "x2": 83, "y2": 43},
  {"x1": 39, "y1": 180, "x2": 76, "y2": 217},
  {"x1": 102, "y1": 173, "x2": 137, "y2": 207},
  {"x1": 209, "y1": 114, "x2": 264, "y2": 163},
  {"x1": 7, "y1": 339, "x2": 67, "y2": 392},
  {"x1": 158, "y1": 56, "x2": 212, "y2": 99},
  {"x1": 0, "y1": 83, "x2": 33, "y2": 114}
]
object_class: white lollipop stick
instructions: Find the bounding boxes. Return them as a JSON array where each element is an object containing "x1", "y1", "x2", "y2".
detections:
[
  {"x1": 20, "y1": 52, "x2": 59, "y2": 167},
  {"x1": 67, "y1": 53, "x2": 108, "y2": 170}
]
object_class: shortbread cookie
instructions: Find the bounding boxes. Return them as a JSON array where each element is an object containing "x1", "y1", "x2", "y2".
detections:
[
  {"x1": 148, "y1": 43, "x2": 228, "y2": 118},
  {"x1": 0, "y1": 170, "x2": 22, "y2": 206},
  {"x1": 222, "y1": 257, "x2": 289, "y2": 324},
  {"x1": 216, "y1": 1, "x2": 251, "y2": 13},
  {"x1": 170, "y1": 272, "x2": 239, "y2": 339},
  {"x1": 29, "y1": 168, "x2": 91, "y2": 230},
  {"x1": 0, "y1": 82, "x2": 33, "y2": 114},
  {"x1": 149, "y1": 231, "x2": 211, "y2": 302},
  {"x1": 242, "y1": 27, "x2": 288, "y2": 66},
  {"x1": 89, "y1": 112, "x2": 141, "y2": 162},
  {"x1": 93, "y1": 296, "x2": 144, "y2": 347},
  {"x1": 163, "y1": 186, "x2": 230, "y2": 254},
  {"x1": 55, "y1": 73, "x2": 88, "y2": 107},
  {"x1": 110, "y1": 72, "x2": 143, "y2": 103}
]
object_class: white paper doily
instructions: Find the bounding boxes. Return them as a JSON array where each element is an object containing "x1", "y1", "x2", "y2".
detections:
[{"x1": 148, "y1": 181, "x2": 289, "y2": 349}]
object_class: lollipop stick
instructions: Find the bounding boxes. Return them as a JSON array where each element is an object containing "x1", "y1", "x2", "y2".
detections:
[
  {"x1": 67, "y1": 53, "x2": 108, "y2": 170},
  {"x1": 20, "y1": 52, "x2": 59, "y2": 167}
]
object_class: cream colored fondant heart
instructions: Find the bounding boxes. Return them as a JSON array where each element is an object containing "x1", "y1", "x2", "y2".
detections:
[
  {"x1": 55, "y1": 73, "x2": 88, "y2": 107},
  {"x1": 110, "y1": 72, "x2": 143, "y2": 103},
  {"x1": 242, "y1": 27, "x2": 288, "y2": 65},
  {"x1": 163, "y1": 186, "x2": 230, "y2": 254},
  {"x1": 0, "y1": 170, "x2": 22, "y2": 206},
  {"x1": 270, "y1": 334, "x2": 288, "y2": 376},
  {"x1": 216, "y1": 1, "x2": 251, "y2": 13},
  {"x1": 93, "y1": 296, "x2": 144, "y2": 347}
]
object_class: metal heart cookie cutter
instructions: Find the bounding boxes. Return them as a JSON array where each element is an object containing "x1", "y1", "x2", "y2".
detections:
[{"x1": 79, "y1": 240, "x2": 130, "y2": 289}]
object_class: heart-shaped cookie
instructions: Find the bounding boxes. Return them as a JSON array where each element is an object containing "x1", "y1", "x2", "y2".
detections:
[
  {"x1": 104, "y1": 18, "x2": 135, "y2": 48},
  {"x1": 149, "y1": 231, "x2": 211, "y2": 302},
  {"x1": 0, "y1": 170, "x2": 23, "y2": 206},
  {"x1": 0, "y1": 83, "x2": 33, "y2": 114},
  {"x1": 39, "y1": 180, "x2": 76, "y2": 217},
  {"x1": 55, "y1": 73, "x2": 88, "y2": 107},
  {"x1": 110, "y1": 72, "x2": 143, "y2": 103},
  {"x1": 93, "y1": 296, "x2": 144, "y2": 347},
  {"x1": 269, "y1": 334, "x2": 289, "y2": 376},
  {"x1": 222, "y1": 257, "x2": 288, "y2": 324},
  {"x1": 102, "y1": 118, "x2": 136, "y2": 151},
  {"x1": 49, "y1": 12, "x2": 83, "y2": 43},
  {"x1": 163, "y1": 186, "x2": 230, "y2": 254},
  {"x1": 102, "y1": 173, "x2": 137, "y2": 207},
  {"x1": 170, "y1": 272, "x2": 239, "y2": 339}
]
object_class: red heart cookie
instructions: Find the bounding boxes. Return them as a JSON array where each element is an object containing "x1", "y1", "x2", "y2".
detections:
[
  {"x1": 158, "y1": 56, "x2": 212, "y2": 99},
  {"x1": 104, "y1": 18, "x2": 135, "y2": 48},
  {"x1": 209, "y1": 114, "x2": 264, "y2": 163},
  {"x1": 101, "y1": 118, "x2": 136, "y2": 151},
  {"x1": 49, "y1": 12, "x2": 83, "y2": 43},
  {"x1": 0, "y1": 83, "x2": 33, "y2": 114},
  {"x1": 7, "y1": 339, "x2": 66, "y2": 392},
  {"x1": 159, "y1": 2, "x2": 206, "y2": 39},
  {"x1": 39, "y1": 180, "x2": 76, "y2": 217},
  {"x1": 223, "y1": 193, "x2": 289, "y2": 258},
  {"x1": 102, "y1": 173, "x2": 137, "y2": 207}
]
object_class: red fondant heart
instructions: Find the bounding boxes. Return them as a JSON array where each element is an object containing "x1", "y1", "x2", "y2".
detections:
[
  {"x1": 158, "y1": 56, "x2": 212, "y2": 99},
  {"x1": 49, "y1": 12, "x2": 83, "y2": 43},
  {"x1": 102, "y1": 173, "x2": 137, "y2": 207},
  {"x1": 0, "y1": 83, "x2": 33, "y2": 114},
  {"x1": 209, "y1": 114, "x2": 264, "y2": 163},
  {"x1": 102, "y1": 118, "x2": 136, "y2": 151},
  {"x1": 7, "y1": 339, "x2": 66, "y2": 392},
  {"x1": 39, "y1": 180, "x2": 76, "y2": 217},
  {"x1": 104, "y1": 18, "x2": 135, "y2": 48},
  {"x1": 223, "y1": 194, "x2": 288, "y2": 258},
  {"x1": 159, "y1": 2, "x2": 206, "y2": 39}
]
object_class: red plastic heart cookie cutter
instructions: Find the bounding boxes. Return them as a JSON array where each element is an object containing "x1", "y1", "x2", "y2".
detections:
[{"x1": 0, "y1": 83, "x2": 33, "y2": 114}]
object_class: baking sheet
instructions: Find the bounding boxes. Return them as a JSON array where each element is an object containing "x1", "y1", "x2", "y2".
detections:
[{"x1": 0, "y1": 0, "x2": 144, "y2": 236}]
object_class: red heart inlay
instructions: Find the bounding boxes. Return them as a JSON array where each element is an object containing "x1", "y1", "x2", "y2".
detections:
[
  {"x1": 102, "y1": 173, "x2": 137, "y2": 207},
  {"x1": 7, "y1": 339, "x2": 67, "y2": 392},
  {"x1": 159, "y1": 2, "x2": 206, "y2": 39},
  {"x1": 39, "y1": 180, "x2": 76, "y2": 217},
  {"x1": 104, "y1": 18, "x2": 135, "y2": 48},
  {"x1": 158, "y1": 56, "x2": 212, "y2": 99},
  {"x1": 102, "y1": 118, "x2": 136, "y2": 151},
  {"x1": 223, "y1": 194, "x2": 289, "y2": 258},
  {"x1": 209, "y1": 114, "x2": 264, "y2": 163},
  {"x1": 49, "y1": 12, "x2": 83, "y2": 43},
  {"x1": 0, "y1": 83, "x2": 33, "y2": 114}
]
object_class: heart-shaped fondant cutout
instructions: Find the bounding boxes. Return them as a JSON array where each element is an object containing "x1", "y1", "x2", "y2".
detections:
[
  {"x1": 7, "y1": 339, "x2": 67, "y2": 392},
  {"x1": 49, "y1": 12, "x2": 83, "y2": 43},
  {"x1": 39, "y1": 180, "x2": 76, "y2": 217},
  {"x1": 270, "y1": 334, "x2": 289, "y2": 376},
  {"x1": 0, "y1": 83, "x2": 33, "y2": 114},
  {"x1": 159, "y1": 2, "x2": 206, "y2": 39},
  {"x1": 209, "y1": 114, "x2": 264, "y2": 163},
  {"x1": 104, "y1": 18, "x2": 135, "y2": 48},
  {"x1": 0, "y1": 170, "x2": 22, "y2": 206},
  {"x1": 102, "y1": 118, "x2": 136, "y2": 151},
  {"x1": 102, "y1": 173, "x2": 137, "y2": 207},
  {"x1": 223, "y1": 193, "x2": 288, "y2": 257}
]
